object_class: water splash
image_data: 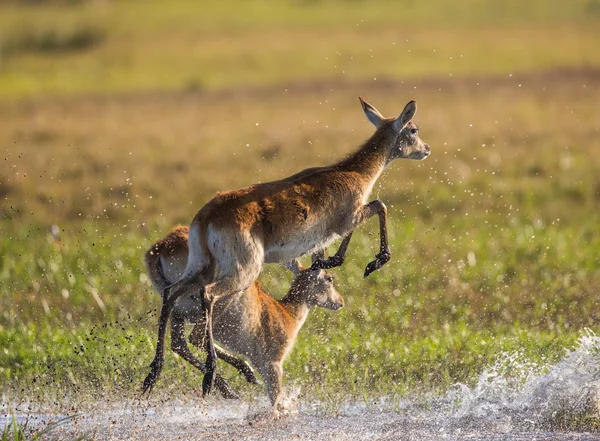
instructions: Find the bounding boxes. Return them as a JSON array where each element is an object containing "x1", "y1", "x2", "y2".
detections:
[{"x1": 439, "y1": 330, "x2": 600, "y2": 430}]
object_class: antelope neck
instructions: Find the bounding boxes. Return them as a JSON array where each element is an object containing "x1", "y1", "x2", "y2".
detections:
[
  {"x1": 335, "y1": 127, "x2": 396, "y2": 180},
  {"x1": 279, "y1": 284, "x2": 311, "y2": 320}
]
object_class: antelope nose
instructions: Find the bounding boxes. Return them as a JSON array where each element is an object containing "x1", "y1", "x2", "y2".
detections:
[{"x1": 424, "y1": 144, "x2": 431, "y2": 152}]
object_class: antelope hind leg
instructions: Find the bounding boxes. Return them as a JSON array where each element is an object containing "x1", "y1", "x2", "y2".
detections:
[
  {"x1": 171, "y1": 313, "x2": 239, "y2": 399},
  {"x1": 142, "y1": 271, "x2": 201, "y2": 394}
]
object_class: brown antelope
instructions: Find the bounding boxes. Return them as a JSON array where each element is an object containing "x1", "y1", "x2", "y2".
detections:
[
  {"x1": 146, "y1": 225, "x2": 344, "y2": 409},
  {"x1": 142, "y1": 97, "x2": 430, "y2": 396}
]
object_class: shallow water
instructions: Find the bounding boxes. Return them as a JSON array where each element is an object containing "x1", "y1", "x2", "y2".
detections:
[
  {"x1": 2, "y1": 402, "x2": 598, "y2": 441},
  {"x1": 4, "y1": 332, "x2": 600, "y2": 440}
]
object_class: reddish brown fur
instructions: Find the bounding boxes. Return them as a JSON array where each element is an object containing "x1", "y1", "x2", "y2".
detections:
[{"x1": 196, "y1": 136, "x2": 387, "y2": 244}]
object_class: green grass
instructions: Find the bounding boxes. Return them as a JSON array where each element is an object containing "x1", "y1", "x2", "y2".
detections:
[
  {"x1": 1, "y1": 210, "x2": 599, "y2": 403},
  {"x1": 2, "y1": 70, "x2": 600, "y2": 416}
]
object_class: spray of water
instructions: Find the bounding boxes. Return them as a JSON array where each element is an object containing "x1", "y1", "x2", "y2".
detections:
[
  {"x1": 3, "y1": 331, "x2": 600, "y2": 440},
  {"x1": 438, "y1": 329, "x2": 600, "y2": 430}
]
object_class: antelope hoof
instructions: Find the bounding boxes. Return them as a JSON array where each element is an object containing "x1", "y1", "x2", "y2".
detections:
[
  {"x1": 309, "y1": 259, "x2": 325, "y2": 270},
  {"x1": 215, "y1": 376, "x2": 240, "y2": 399},
  {"x1": 364, "y1": 250, "x2": 391, "y2": 278},
  {"x1": 310, "y1": 255, "x2": 344, "y2": 271},
  {"x1": 142, "y1": 359, "x2": 163, "y2": 394}
]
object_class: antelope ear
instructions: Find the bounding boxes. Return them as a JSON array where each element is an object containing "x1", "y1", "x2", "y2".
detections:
[
  {"x1": 359, "y1": 97, "x2": 385, "y2": 128},
  {"x1": 312, "y1": 250, "x2": 325, "y2": 264},
  {"x1": 284, "y1": 259, "x2": 302, "y2": 276},
  {"x1": 392, "y1": 100, "x2": 417, "y2": 132}
]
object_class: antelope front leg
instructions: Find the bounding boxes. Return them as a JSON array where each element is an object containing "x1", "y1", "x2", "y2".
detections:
[
  {"x1": 215, "y1": 346, "x2": 260, "y2": 385},
  {"x1": 310, "y1": 232, "x2": 354, "y2": 270},
  {"x1": 362, "y1": 200, "x2": 390, "y2": 278},
  {"x1": 264, "y1": 362, "x2": 284, "y2": 411}
]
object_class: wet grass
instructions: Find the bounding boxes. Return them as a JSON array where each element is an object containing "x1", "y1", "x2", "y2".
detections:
[
  {"x1": 2, "y1": 73, "x2": 600, "y2": 409},
  {"x1": 548, "y1": 407, "x2": 600, "y2": 432},
  {"x1": 1, "y1": 414, "x2": 85, "y2": 441},
  {"x1": 1, "y1": 205, "x2": 599, "y2": 405}
]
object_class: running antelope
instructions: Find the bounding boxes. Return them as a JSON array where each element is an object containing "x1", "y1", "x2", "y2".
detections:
[
  {"x1": 146, "y1": 225, "x2": 343, "y2": 408},
  {"x1": 142, "y1": 98, "x2": 430, "y2": 395}
]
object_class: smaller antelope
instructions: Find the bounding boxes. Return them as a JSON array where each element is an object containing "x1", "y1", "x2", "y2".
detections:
[{"x1": 145, "y1": 226, "x2": 344, "y2": 408}]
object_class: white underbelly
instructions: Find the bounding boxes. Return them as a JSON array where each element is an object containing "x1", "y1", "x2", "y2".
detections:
[{"x1": 263, "y1": 229, "x2": 341, "y2": 263}]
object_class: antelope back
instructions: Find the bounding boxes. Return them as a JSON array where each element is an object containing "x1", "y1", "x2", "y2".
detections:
[{"x1": 145, "y1": 226, "x2": 189, "y2": 293}]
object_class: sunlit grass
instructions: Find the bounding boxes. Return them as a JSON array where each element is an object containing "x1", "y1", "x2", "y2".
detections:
[
  {"x1": 0, "y1": 0, "x2": 599, "y2": 96},
  {"x1": 1, "y1": 69, "x2": 598, "y2": 224},
  {"x1": 1, "y1": 210, "x2": 599, "y2": 404}
]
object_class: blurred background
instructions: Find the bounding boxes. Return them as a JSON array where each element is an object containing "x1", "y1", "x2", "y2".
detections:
[{"x1": 1, "y1": 0, "x2": 600, "y2": 422}]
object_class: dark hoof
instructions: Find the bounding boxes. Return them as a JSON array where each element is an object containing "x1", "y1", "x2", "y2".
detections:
[
  {"x1": 363, "y1": 261, "x2": 378, "y2": 278},
  {"x1": 142, "y1": 360, "x2": 163, "y2": 395},
  {"x1": 364, "y1": 251, "x2": 391, "y2": 278},
  {"x1": 309, "y1": 259, "x2": 325, "y2": 271},
  {"x1": 215, "y1": 376, "x2": 240, "y2": 399},
  {"x1": 310, "y1": 255, "x2": 344, "y2": 271}
]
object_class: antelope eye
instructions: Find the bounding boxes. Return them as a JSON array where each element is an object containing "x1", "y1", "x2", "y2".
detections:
[
  {"x1": 410, "y1": 128, "x2": 419, "y2": 135},
  {"x1": 325, "y1": 276, "x2": 333, "y2": 283}
]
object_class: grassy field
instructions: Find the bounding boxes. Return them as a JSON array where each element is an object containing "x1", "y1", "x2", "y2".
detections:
[{"x1": 1, "y1": 0, "x2": 600, "y2": 431}]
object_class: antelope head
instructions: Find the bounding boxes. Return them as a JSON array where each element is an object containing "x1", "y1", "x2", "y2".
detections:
[
  {"x1": 360, "y1": 97, "x2": 431, "y2": 161},
  {"x1": 285, "y1": 253, "x2": 344, "y2": 311}
]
